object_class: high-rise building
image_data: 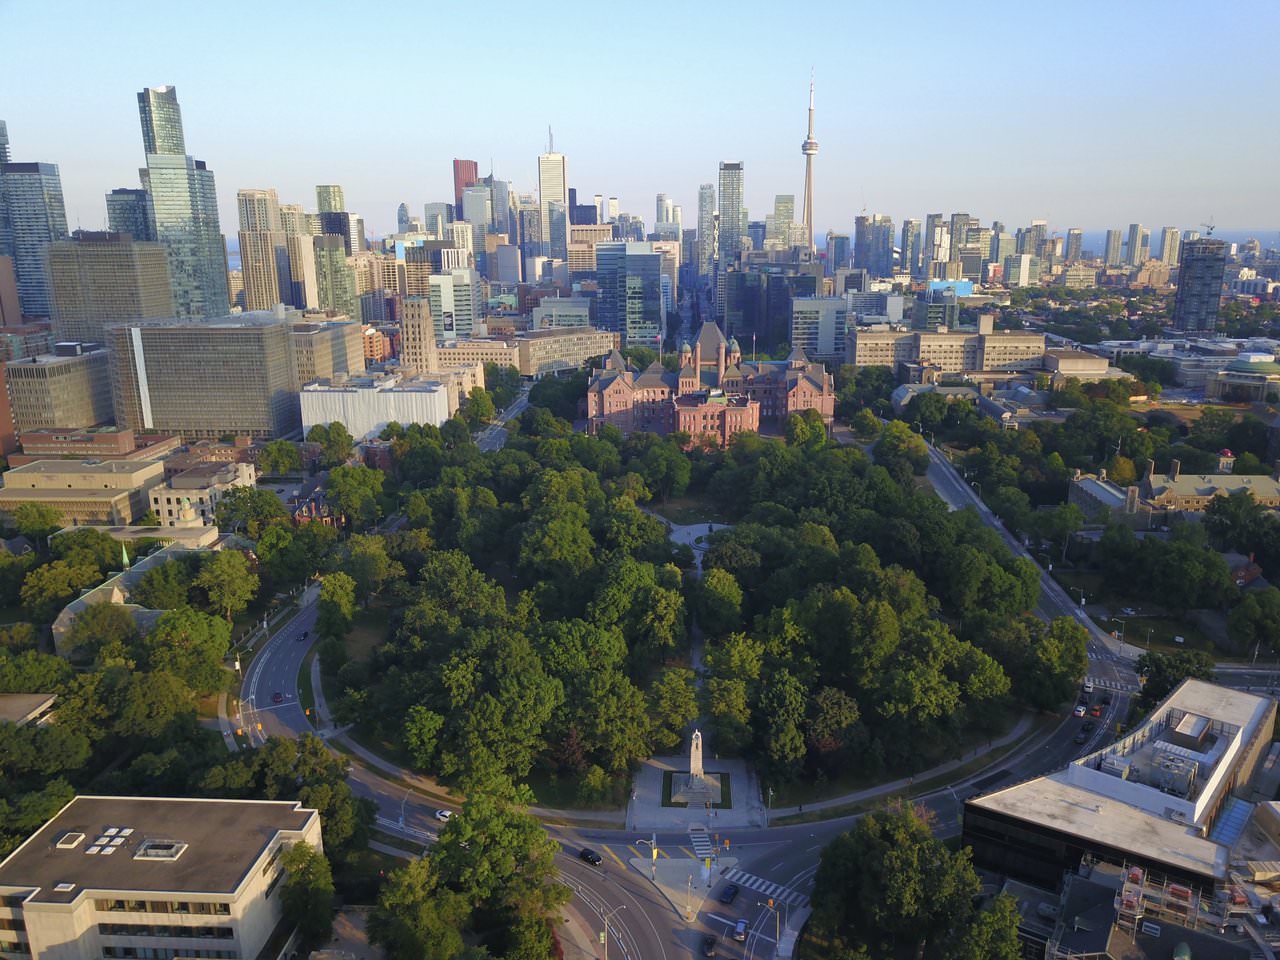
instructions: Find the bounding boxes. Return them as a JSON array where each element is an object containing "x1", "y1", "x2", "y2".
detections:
[
  {"x1": 1104, "y1": 229, "x2": 1123, "y2": 267},
  {"x1": 901, "y1": 219, "x2": 921, "y2": 276},
  {"x1": 596, "y1": 241, "x2": 665, "y2": 346},
  {"x1": 922, "y1": 213, "x2": 944, "y2": 276},
  {"x1": 538, "y1": 144, "x2": 568, "y2": 249},
  {"x1": 428, "y1": 268, "x2": 483, "y2": 341},
  {"x1": 137, "y1": 86, "x2": 228, "y2": 318},
  {"x1": 316, "y1": 184, "x2": 345, "y2": 214},
  {"x1": 399, "y1": 295, "x2": 439, "y2": 375},
  {"x1": 607, "y1": 198, "x2": 620, "y2": 222},
  {"x1": 280, "y1": 203, "x2": 317, "y2": 309},
  {"x1": 313, "y1": 235, "x2": 358, "y2": 319},
  {"x1": 826, "y1": 232, "x2": 851, "y2": 274},
  {"x1": 137, "y1": 85, "x2": 185, "y2": 156},
  {"x1": 800, "y1": 80, "x2": 818, "y2": 253},
  {"x1": 1172, "y1": 238, "x2": 1227, "y2": 333},
  {"x1": 1126, "y1": 223, "x2": 1147, "y2": 266},
  {"x1": 546, "y1": 200, "x2": 569, "y2": 261},
  {"x1": 397, "y1": 203, "x2": 411, "y2": 234},
  {"x1": 108, "y1": 311, "x2": 303, "y2": 439},
  {"x1": 105, "y1": 188, "x2": 156, "y2": 241},
  {"x1": 237, "y1": 188, "x2": 289, "y2": 311},
  {"x1": 0, "y1": 161, "x2": 68, "y2": 317},
  {"x1": 789, "y1": 296, "x2": 846, "y2": 362},
  {"x1": 0, "y1": 121, "x2": 8, "y2": 164},
  {"x1": 5, "y1": 341, "x2": 113, "y2": 432},
  {"x1": 948, "y1": 213, "x2": 972, "y2": 261},
  {"x1": 696, "y1": 183, "x2": 716, "y2": 279},
  {"x1": 1065, "y1": 228, "x2": 1084, "y2": 264},
  {"x1": 452, "y1": 159, "x2": 478, "y2": 218},
  {"x1": 717, "y1": 162, "x2": 744, "y2": 268},
  {"x1": 1160, "y1": 227, "x2": 1182, "y2": 267},
  {"x1": 47, "y1": 231, "x2": 173, "y2": 341}
]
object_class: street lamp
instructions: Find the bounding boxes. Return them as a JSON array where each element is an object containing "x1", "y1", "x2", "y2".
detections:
[
  {"x1": 1071, "y1": 586, "x2": 1087, "y2": 608},
  {"x1": 399, "y1": 786, "x2": 413, "y2": 827},
  {"x1": 1112, "y1": 618, "x2": 1126, "y2": 655},
  {"x1": 766, "y1": 786, "x2": 774, "y2": 828},
  {"x1": 601, "y1": 904, "x2": 626, "y2": 960}
]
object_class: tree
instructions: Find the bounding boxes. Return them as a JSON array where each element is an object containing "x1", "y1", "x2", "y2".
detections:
[
  {"x1": 696, "y1": 568, "x2": 743, "y2": 636},
  {"x1": 280, "y1": 842, "x2": 334, "y2": 948},
  {"x1": 307, "y1": 421, "x2": 355, "y2": 467},
  {"x1": 1228, "y1": 587, "x2": 1280, "y2": 656},
  {"x1": 141, "y1": 606, "x2": 231, "y2": 694},
  {"x1": 874, "y1": 421, "x2": 930, "y2": 476},
  {"x1": 193, "y1": 551, "x2": 259, "y2": 621},
  {"x1": 13, "y1": 502, "x2": 62, "y2": 542},
  {"x1": 368, "y1": 858, "x2": 470, "y2": 960},
  {"x1": 1136, "y1": 650, "x2": 1215, "y2": 707},
  {"x1": 51, "y1": 529, "x2": 121, "y2": 574},
  {"x1": 327, "y1": 464, "x2": 384, "y2": 529},
  {"x1": 647, "y1": 667, "x2": 699, "y2": 751},
  {"x1": 130, "y1": 559, "x2": 193, "y2": 610},
  {"x1": 850, "y1": 408, "x2": 881, "y2": 440},
  {"x1": 20, "y1": 560, "x2": 100, "y2": 623},
  {"x1": 316, "y1": 572, "x2": 356, "y2": 640},
  {"x1": 259, "y1": 439, "x2": 303, "y2": 477},
  {"x1": 1204, "y1": 490, "x2": 1265, "y2": 551},
  {"x1": 343, "y1": 534, "x2": 402, "y2": 600},
  {"x1": 463, "y1": 386, "x2": 496, "y2": 429},
  {"x1": 214, "y1": 486, "x2": 289, "y2": 539},
  {"x1": 64, "y1": 602, "x2": 138, "y2": 661}
]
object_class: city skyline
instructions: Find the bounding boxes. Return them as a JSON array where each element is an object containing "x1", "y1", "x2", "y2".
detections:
[{"x1": 3, "y1": 2, "x2": 1279, "y2": 242}]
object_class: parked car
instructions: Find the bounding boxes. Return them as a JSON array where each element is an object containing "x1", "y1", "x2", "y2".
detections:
[
  {"x1": 579, "y1": 848, "x2": 603, "y2": 866},
  {"x1": 1083, "y1": 680, "x2": 1095, "y2": 694},
  {"x1": 719, "y1": 883, "x2": 739, "y2": 905}
]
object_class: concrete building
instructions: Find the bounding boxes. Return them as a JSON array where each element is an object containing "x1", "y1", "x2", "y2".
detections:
[
  {"x1": 300, "y1": 373, "x2": 451, "y2": 439},
  {"x1": 398, "y1": 296, "x2": 438, "y2": 376},
  {"x1": 428, "y1": 268, "x2": 483, "y2": 341},
  {"x1": 5, "y1": 342, "x2": 113, "y2": 432},
  {"x1": 0, "y1": 693, "x2": 56, "y2": 728},
  {"x1": 149, "y1": 461, "x2": 255, "y2": 527},
  {"x1": 289, "y1": 314, "x2": 363, "y2": 384},
  {"x1": 0, "y1": 459, "x2": 164, "y2": 526},
  {"x1": 0, "y1": 795, "x2": 321, "y2": 960},
  {"x1": 789, "y1": 296, "x2": 848, "y2": 363},
  {"x1": 236, "y1": 188, "x2": 288, "y2": 312},
  {"x1": 0, "y1": 255, "x2": 20, "y2": 326},
  {"x1": 1205, "y1": 352, "x2": 1280, "y2": 401},
  {"x1": 10, "y1": 428, "x2": 181, "y2": 468},
  {"x1": 1043, "y1": 348, "x2": 1111, "y2": 383},
  {"x1": 1173, "y1": 238, "x2": 1228, "y2": 333},
  {"x1": 515, "y1": 328, "x2": 616, "y2": 378},
  {"x1": 1141, "y1": 458, "x2": 1280, "y2": 512},
  {"x1": 46, "y1": 232, "x2": 174, "y2": 342},
  {"x1": 848, "y1": 315, "x2": 1046, "y2": 377},
  {"x1": 532, "y1": 297, "x2": 591, "y2": 329},
  {"x1": 107, "y1": 310, "x2": 301, "y2": 440}
]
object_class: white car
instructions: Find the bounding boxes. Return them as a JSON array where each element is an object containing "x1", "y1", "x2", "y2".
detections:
[
  {"x1": 1073, "y1": 704, "x2": 1087, "y2": 718},
  {"x1": 434, "y1": 809, "x2": 453, "y2": 823}
]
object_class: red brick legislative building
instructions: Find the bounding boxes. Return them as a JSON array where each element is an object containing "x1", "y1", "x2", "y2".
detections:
[{"x1": 586, "y1": 321, "x2": 835, "y2": 446}]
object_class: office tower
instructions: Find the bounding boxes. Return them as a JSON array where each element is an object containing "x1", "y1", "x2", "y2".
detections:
[
  {"x1": 538, "y1": 138, "x2": 568, "y2": 249},
  {"x1": 1065, "y1": 228, "x2": 1084, "y2": 264},
  {"x1": 0, "y1": 161, "x2": 68, "y2": 317},
  {"x1": 5, "y1": 342, "x2": 113, "y2": 432},
  {"x1": 428, "y1": 268, "x2": 482, "y2": 341},
  {"x1": 484, "y1": 176, "x2": 513, "y2": 237},
  {"x1": 1104, "y1": 229, "x2": 1122, "y2": 266},
  {"x1": 717, "y1": 162, "x2": 744, "y2": 268},
  {"x1": 107, "y1": 312, "x2": 302, "y2": 438},
  {"x1": 461, "y1": 185, "x2": 492, "y2": 271},
  {"x1": 948, "y1": 213, "x2": 972, "y2": 261},
  {"x1": 47, "y1": 231, "x2": 173, "y2": 341},
  {"x1": 853, "y1": 216, "x2": 871, "y2": 271},
  {"x1": 279, "y1": 204, "x2": 317, "y2": 309},
  {"x1": 800, "y1": 79, "x2": 818, "y2": 252},
  {"x1": 137, "y1": 86, "x2": 228, "y2": 318},
  {"x1": 313, "y1": 235, "x2": 359, "y2": 319},
  {"x1": 991, "y1": 233, "x2": 1016, "y2": 270},
  {"x1": 316, "y1": 185, "x2": 345, "y2": 214},
  {"x1": 399, "y1": 295, "x2": 439, "y2": 375},
  {"x1": 452, "y1": 159, "x2": 478, "y2": 218},
  {"x1": 921, "y1": 213, "x2": 944, "y2": 276},
  {"x1": 423, "y1": 201, "x2": 454, "y2": 239},
  {"x1": 1125, "y1": 223, "x2": 1146, "y2": 266},
  {"x1": 105, "y1": 187, "x2": 156, "y2": 241},
  {"x1": 607, "y1": 198, "x2": 620, "y2": 221},
  {"x1": 0, "y1": 121, "x2": 8, "y2": 163},
  {"x1": 900, "y1": 219, "x2": 921, "y2": 276},
  {"x1": 1017, "y1": 220, "x2": 1047, "y2": 256},
  {"x1": 596, "y1": 241, "x2": 665, "y2": 346},
  {"x1": 869, "y1": 216, "x2": 895, "y2": 278},
  {"x1": 1172, "y1": 238, "x2": 1227, "y2": 332},
  {"x1": 657, "y1": 193, "x2": 673, "y2": 227},
  {"x1": 1004, "y1": 254, "x2": 1038, "y2": 288},
  {"x1": 547, "y1": 201, "x2": 569, "y2": 261},
  {"x1": 0, "y1": 256, "x2": 19, "y2": 325},
  {"x1": 593, "y1": 194, "x2": 604, "y2": 222},
  {"x1": 789, "y1": 296, "x2": 846, "y2": 362},
  {"x1": 137, "y1": 85, "x2": 185, "y2": 156},
  {"x1": 397, "y1": 203, "x2": 411, "y2": 234},
  {"x1": 826, "y1": 232, "x2": 850, "y2": 273},
  {"x1": 696, "y1": 184, "x2": 716, "y2": 279},
  {"x1": 237, "y1": 188, "x2": 290, "y2": 311},
  {"x1": 290, "y1": 315, "x2": 363, "y2": 384},
  {"x1": 1160, "y1": 227, "x2": 1182, "y2": 267}
]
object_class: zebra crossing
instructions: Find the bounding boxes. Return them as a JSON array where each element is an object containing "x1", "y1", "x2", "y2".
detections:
[
  {"x1": 688, "y1": 828, "x2": 714, "y2": 859},
  {"x1": 1086, "y1": 676, "x2": 1139, "y2": 693},
  {"x1": 720, "y1": 868, "x2": 809, "y2": 908}
]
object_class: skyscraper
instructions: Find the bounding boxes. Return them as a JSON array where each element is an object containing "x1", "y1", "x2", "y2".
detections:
[
  {"x1": 237, "y1": 188, "x2": 289, "y2": 312},
  {"x1": 47, "y1": 231, "x2": 173, "y2": 341},
  {"x1": 428, "y1": 268, "x2": 482, "y2": 341},
  {"x1": 922, "y1": 213, "x2": 944, "y2": 276},
  {"x1": 800, "y1": 80, "x2": 818, "y2": 253},
  {"x1": 696, "y1": 183, "x2": 716, "y2": 280},
  {"x1": 313, "y1": 235, "x2": 358, "y2": 319},
  {"x1": 948, "y1": 213, "x2": 972, "y2": 261},
  {"x1": 106, "y1": 188, "x2": 156, "y2": 241},
  {"x1": 717, "y1": 162, "x2": 744, "y2": 267},
  {"x1": 0, "y1": 122, "x2": 9, "y2": 164},
  {"x1": 316, "y1": 185, "x2": 345, "y2": 214},
  {"x1": 1172, "y1": 238, "x2": 1226, "y2": 332},
  {"x1": 452, "y1": 159, "x2": 478, "y2": 219},
  {"x1": 596, "y1": 241, "x2": 665, "y2": 346},
  {"x1": 1065, "y1": 228, "x2": 1083, "y2": 264},
  {"x1": 0, "y1": 161, "x2": 69, "y2": 317},
  {"x1": 1104, "y1": 229, "x2": 1123, "y2": 267},
  {"x1": 826, "y1": 232, "x2": 850, "y2": 274},
  {"x1": 397, "y1": 203, "x2": 411, "y2": 234},
  {"x1": 1126, "y1": 223, "x2": 1146, "y2": 266},
  {"x1": 137, "y1": 86, "x2": 228, "y2": 318},
  {"x1": 869, "y1": 216, "x2": 895, "y2": 278},
  {"x1": 137, "y1": 86, "x2": 185, "y2": 156},
  {"x1": 537, "y1": 138, "x2": 567, "y2": 249},
  {"x1": 901, "y1": 219, "x2": 921, "y2": 277},
  {"x1": 1160, "y1": 227, "x2": 1182, "y2": 267}
]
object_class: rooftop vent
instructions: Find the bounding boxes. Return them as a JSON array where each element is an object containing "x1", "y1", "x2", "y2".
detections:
[
  {"x1": 134, "y1": 840, "x2": 187, "y2": 861},
  {"x1": 56, "y1": 832, "x2": 85, "y2": 850},
  {"x1": 53, "y1": 882, "x2": 75, "y2": 893}
]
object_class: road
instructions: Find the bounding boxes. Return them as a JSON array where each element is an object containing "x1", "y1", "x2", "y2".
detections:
[{"x1": 477, "y1": 383, "x2": 531, "y2": 452}]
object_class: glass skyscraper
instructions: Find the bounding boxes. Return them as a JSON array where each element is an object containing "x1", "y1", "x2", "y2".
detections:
[
  {"x1": 597, "y1": 241, "x2": 665, "y2": 347},
  {"x1": 106, "y1": 188, "x2": 156, "y2": 242},
  {"x1": 1172, "y1": 238, "x2": 1227, "y2": 333},
  {"x1": 0, "y1": 161, "x2": 69, "y2": 317},
  {"x1": 137, "y1": 86, "x2": 186, "y2": 156},
  {"x1": 717, "y1": 162, "x2": 743, "y2": 268}
]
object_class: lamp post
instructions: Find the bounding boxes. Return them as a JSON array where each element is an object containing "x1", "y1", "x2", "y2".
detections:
[
  {"x1": 1112, "y1": 618, "x2": 1126, "y2": 655},
  {"x1": 759, "y1": 899, "x2": 782, "y2": 946},
  {"x1": 399, "y1": 786, "x2": 412, "y2": 827},
  {"x1": 1071, "y1": 586, "x2": 1087, "y2": 608},
  {"x1": 601, "y1": 904, "x2": 626, "y2": 960},
  {"x1": 766, "y1": 786, "x2": 773, "y2": 828}
]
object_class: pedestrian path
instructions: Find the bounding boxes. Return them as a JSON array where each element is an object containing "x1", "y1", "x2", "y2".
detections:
[
  {"x1": 1086, "y1": 675, "x2": 1140, "y2": 692},
  {"x1": 720, "y1": 867, "x2": 809, "y2": 908},
  {"x1": 689, "y1": 827, "x2": 714, "y2": 859}
]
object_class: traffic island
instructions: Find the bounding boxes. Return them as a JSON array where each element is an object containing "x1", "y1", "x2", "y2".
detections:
[{"x1": 630, "y1": 856, "x2": 738, "y2": 921}]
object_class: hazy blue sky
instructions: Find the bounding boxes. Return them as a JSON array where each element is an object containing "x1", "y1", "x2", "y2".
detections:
[{"x1": 3, "y1": 0, "x2": 1278, "y2": 242}]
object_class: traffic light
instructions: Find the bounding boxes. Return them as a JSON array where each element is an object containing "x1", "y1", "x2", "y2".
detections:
[{"x1": 768, "y1": 898, "x2": 774, "y2": 909}]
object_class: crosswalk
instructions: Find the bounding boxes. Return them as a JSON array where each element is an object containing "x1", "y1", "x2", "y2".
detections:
[
  {"x1": 689, "y1": 828, "x2": 714, "y2": 859},
  {"x1": 720, "y1": 868, "x2": 809, "y2": 908},
  {"x1": 1086, "y1": 676, "x2": 1139, "y2": 692}
]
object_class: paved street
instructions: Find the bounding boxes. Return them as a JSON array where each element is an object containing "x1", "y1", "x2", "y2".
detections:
[{"x1": 477, "y1": 383, "x2": 531, "y2": 452}]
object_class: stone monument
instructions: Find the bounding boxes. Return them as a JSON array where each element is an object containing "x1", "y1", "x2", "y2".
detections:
[{"x1": 670, "y1": 727, "x2": 722, "y2": 806}]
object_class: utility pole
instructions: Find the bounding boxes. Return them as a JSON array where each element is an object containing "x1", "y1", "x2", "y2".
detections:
[{"x1": 601, "y1": 904, "x2": 625, "y2": 960}]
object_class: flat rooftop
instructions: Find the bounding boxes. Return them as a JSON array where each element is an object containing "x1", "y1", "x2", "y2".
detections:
[
  {"x1": 3, "y1": 459, "x2": 159, "y2": 476},
  {"x1": 0, "y1": 796, "x2": 316, "y2": 904},
  {"x1": 0, "y1": 693, "x2": 56, "y2": 726}
]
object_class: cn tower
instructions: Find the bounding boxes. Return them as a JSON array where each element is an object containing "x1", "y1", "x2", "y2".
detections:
[{"x1": 800, "y1": 78, "x2": 818, "y2": 253}]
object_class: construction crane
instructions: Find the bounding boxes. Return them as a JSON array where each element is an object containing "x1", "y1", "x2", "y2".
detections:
[{"x1": 1201, "y1": 218, "x2": 1216, "y2": 237}]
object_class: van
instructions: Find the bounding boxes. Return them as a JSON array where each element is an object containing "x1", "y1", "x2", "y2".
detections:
[
  {"x1": 1083, "y1": 680, "x2": 1095, "y2": 694},
  {"x1": 732, "y1": 919, "x2": 748, "y2": 942}
]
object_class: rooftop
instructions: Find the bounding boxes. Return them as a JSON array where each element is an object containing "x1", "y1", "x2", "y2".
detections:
[
  {"x1": 0, "y1": 693, "x2": 56, "y2": 726},
  {"x1": 1149, "y1": 474, "x2": 1280, "y2": 499},
  {"x1": 2, "y1": 459, "x2": 160, "y2": 477},
  {"x1": 0, "y1": 796, "x2": 317, "y2": 904}
]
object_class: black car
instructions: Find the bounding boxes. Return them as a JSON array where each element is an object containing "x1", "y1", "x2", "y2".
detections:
[
  {"x1": 578, "y1": 848, "x2": 602, "y2": 866},
  {"x1": 1102, "y1": 692, "x2": 1113, "y2": 705},
  {"x1": 718, "y1": 883, "x2": 739, "y2": 905},
  {"x1": 1082, "y1": 719, "x2": 1096, "y2": 733},
  {"x1": 700, "y1": 935, "x2": 717, "y2": 957},
  {"x1": 1074, "y1": 730, "x2": 1088, "y2": 744}
]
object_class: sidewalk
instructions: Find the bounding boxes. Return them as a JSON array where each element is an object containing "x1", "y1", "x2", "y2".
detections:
[{"x1": 768, "y1": 711, "x2": 1035, "y2": 819}]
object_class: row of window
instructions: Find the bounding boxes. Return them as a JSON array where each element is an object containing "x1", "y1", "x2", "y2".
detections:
[
  {"x1": 0, "y1": 942, "x2": 30, "y2": 955},
  {"x1": 102, "y1": 949, "x2": 237, "y2": 959},
  {"x1": 97, "y1": 924, "x2": 233, "y2": 939},
  {"x1": 94, "y1": 900, "x2": 230, "y2": 916}
]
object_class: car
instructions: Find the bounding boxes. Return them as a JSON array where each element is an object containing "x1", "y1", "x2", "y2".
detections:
[
  {"x1": 719, "y1": 883, "x2": 739, "y2": 905},
  {"x1": 1083, "y1": 680, "x2": 1095, "y2": 694},
  {"x1": 578, "y1": 848, "x2": 602, "y2": 866},
  {"x1": 434, "y1": 809, "x2": 453, "y2": 823},
  {"x1": 1082, "y1": 720, "x2": 1096, "y2": 733},
  {"x1": 1073, "y1": 704, "x2": 1087, "y2": 718},
  {"x1": 272, "y1": 692, "x2": 284, "y2": 704},
  {"x1": 1090, "y1": 705, "x2": 1103, "y2": 718},
  {"x1": 1121, "y1": 607, "x2": 1136, "y2": 616},
  {"x1": 700, "y1": 935, "x2": 717, "y2": 957},
  {"x1": 1102, "y1": 692, "x2": 1113, "y2": 705},
  {"x1": 732, "y1": 919, "x2": 748, "y2": 942},
  {"x1": 1074, "y1": 730, "x2": 1088, "y2": 744},
  {"x1": 1173, "y1": 635, "x2": 1185, "y2": 644}
]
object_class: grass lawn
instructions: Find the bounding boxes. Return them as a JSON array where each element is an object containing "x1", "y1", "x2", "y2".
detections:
[
  {"x1": 346, "y1": 608, "x2": 388, "y2": 661},
  {"x1": 526, "y1": 768, "x2": 629, "y2": 811},
  {"x1": 771, "y1": 704, "x2": 1027, "y2": 807},
  {"x1": 196, "y1": 693, "x2": 220, "y2": 721},
  {"x1": 1092, "y1": 613, "x2": 1215, "y2": 656},
  {"x1": 651, "y1": 496, "x2": 734, "y2": 526},
  {"x1": 297, "y1": 651, "x2": 317, "y2": 727}
]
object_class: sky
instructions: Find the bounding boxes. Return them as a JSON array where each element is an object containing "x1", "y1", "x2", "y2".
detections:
[{"x1": 3, "y1": 0, "x2": 1278, "y2": 244}]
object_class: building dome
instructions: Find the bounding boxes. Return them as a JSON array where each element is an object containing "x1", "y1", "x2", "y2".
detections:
[
  {"x1": 1226, "y1": 357, "x2": 1280, "y2": 374},
  {"x1": 680, "y1": 340, "x2": 693, "y2": 354},
  {"x1": 728, "y1": 337, "x2": 741, "y2": 353}
]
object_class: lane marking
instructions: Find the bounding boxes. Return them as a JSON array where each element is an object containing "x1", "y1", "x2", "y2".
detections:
[
  {"x1": 679, "y1": 845, "x2": 695, "y2": 858},
  {"x1": 605, "y1": 846, "x2": 626, "y2": 868}
]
